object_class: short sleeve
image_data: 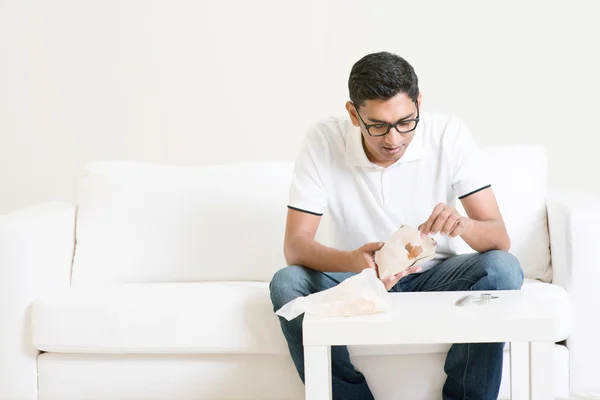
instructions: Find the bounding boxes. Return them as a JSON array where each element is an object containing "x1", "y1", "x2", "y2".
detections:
[
  {"x1": 447, "y1": 118, "x2": 491, "y2": 199},
  {"x1": 287, "y1": 126, "x2": 329, "y2": 215}
]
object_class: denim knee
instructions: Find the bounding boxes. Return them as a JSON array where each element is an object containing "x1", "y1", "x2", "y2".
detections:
[
  {"x1": 479, "y1": 250, "x2": 524, "y2": 290},
  {"x1": 269, "y1": 265, "x2": 311, "y2": 311}
]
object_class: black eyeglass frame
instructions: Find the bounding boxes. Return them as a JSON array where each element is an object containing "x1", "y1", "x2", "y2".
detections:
[{"x1": 352, "y1": 101, "x2": 420, "y2": 137}]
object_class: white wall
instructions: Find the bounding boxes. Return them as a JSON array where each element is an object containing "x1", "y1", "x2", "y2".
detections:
[{"x1": 1, "y1": 0, "x2": 599, "y2": 214}]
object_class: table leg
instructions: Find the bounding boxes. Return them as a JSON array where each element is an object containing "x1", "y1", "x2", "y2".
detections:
[
  {"x1": 304, "y1": 345, "x2": 332, "y2": 400},
  {"x1": 510, "y1": 341, "x2": 530, "y2": 400},
  {"x1": 530, "y1": 341, "x2": 554, "y2": 400}
]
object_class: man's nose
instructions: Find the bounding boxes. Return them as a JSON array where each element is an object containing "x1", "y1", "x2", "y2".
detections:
[{"x1": 384, "y1": 130, "x2": 402, "y2": 146}]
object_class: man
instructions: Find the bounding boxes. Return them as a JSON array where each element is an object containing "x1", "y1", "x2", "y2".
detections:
[{"x1": 269, "y1": 51, "x2": 524, "y2": 400}]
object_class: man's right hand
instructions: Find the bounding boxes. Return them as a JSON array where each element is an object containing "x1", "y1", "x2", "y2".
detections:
[
  {"x1": 348, "y1": 241, "x2": 385, "y2": 274},
  {"x1": 348, "y1": 242, "x2": 422, "y2": 290}
]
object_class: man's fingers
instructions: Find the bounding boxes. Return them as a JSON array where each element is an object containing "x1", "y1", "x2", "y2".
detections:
[
  {"x1": 373, "y1": 263, "x2": 381, "y2": 278},
  {"x1": 449, "y1": 218, "x2": 466, "y2": 237},
  {"x1": 419, "y1": 215, "x2": 435, "y2": 235},
  {"x1": 441, "y1": 215, "x2": 459, "y2": 235},
  {"x1": 418, "y1": 224, "x2": 428, "y2": 239},
  {"x1": 401, "y1": 265, "x2": 422, "y2": 275},
  {"x1": 396, "y1": 264, "x2": 422, "y2": 281},
  {"x1": 431, "y1": 208, "x2": 453, "y2": 234},
  {"x1": 383, "y1": 265, "x2": 424, "y2": 290},
  {"x1": 409, "y1": 265, "x2": 423, "y2": 274},
  {"x1": 367, "y1": 259, "x2": 377, "y2": 270},
  {"x1": 381, "y1": 276, "x2": 394, "y2": 290},
  {"x1": 419, "y1": 209, "x2": 436, "y2": 235},
  {"x1": 420, "y1": 203, "x2": 446, "y2": 235}
]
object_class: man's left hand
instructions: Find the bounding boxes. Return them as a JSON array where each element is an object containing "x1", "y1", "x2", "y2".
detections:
[{"x1": 418, "y1": 203, "x2": 469, "y2": 238}]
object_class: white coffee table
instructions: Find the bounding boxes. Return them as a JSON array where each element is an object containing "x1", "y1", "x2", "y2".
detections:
[{"x1": 303, "y1": 290, "x2": 561, "y2": 400}]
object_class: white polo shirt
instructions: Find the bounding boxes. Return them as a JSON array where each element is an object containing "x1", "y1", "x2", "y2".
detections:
[{"x1": 287, "y1": 111, "x2": 491, "y2": 271}]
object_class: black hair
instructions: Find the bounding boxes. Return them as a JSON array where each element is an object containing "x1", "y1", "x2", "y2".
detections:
[{"x1": 348, "y1": 51, "x2": 419, "y2": 107}]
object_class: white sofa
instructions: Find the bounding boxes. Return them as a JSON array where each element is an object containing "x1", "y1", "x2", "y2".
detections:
[{"x1": 0, "y1": 146, "x2": 598, "y2": 400}]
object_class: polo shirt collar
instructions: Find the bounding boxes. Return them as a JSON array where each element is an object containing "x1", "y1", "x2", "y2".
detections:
[{"x1": 345, "y1": 121, "x2": 424, "y2": 168}]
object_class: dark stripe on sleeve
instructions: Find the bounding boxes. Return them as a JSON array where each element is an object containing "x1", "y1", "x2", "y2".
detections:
[
  {"x1": 458, "y1": 184, "x2": 492, "y2": 200},
  {"x1": 287, "y1": 205, "x2": 323, "y2": 216}
]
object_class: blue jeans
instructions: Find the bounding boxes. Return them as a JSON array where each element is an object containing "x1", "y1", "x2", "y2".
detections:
[{"x1": 269, "y1": 250, "x2": 524, "y2": 400}]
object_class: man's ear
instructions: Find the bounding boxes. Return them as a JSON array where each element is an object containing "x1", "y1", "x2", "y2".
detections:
[
  {"x1": 345, "y1": 101, "x2": 359, "y2": 127},
  {"x1": 417, "y1": 92, "x2": 423, "y2": 110}
]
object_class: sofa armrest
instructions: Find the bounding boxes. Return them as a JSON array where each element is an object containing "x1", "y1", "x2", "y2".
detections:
[
  {"x1": 0, "y1": 202, "x2": 76, "y2": 400},
  {"x1": 547, "y1": 189, "x2": 600, "y2": 397}
]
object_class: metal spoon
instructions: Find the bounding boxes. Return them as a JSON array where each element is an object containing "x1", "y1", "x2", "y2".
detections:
[{"x1": 455, "y1": 293, "x2": 499, "y2": 307}]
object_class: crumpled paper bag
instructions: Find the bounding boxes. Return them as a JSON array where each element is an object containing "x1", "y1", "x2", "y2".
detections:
[
  {"x1": 375, "y1": 225, "x2": 437, "y2": 280},
  {"x1": 275, "y1": 268, "x2": 392, "y2": 321}
]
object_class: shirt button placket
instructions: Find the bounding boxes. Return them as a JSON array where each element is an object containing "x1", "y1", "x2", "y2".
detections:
[{"x1": 381, "y1": 169, "x2": 390, "y2": 208}]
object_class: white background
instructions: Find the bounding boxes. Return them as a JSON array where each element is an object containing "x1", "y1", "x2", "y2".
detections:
[{"x1": 1, "y1": 0, "x2": 598, "y2": 214}]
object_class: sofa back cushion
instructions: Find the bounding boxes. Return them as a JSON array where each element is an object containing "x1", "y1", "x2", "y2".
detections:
[
  {"x1": 71, "y1": 146, "x2": 551, "y2": 285},
  {"x1": 71, "y1": 161, "x2": 295, "y2": 285},
  {"x1": 453, "y1": 146, "x2": 552, "y2": 282}
]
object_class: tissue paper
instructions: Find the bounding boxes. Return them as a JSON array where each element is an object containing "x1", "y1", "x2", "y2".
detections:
[{"x1": 275, "y1": 268, "x2": 391, "y2": 320}]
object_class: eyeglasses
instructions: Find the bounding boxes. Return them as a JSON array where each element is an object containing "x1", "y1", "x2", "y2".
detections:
[{"x1": 353, "y1": 102, "x2": 420, "y2": 137}]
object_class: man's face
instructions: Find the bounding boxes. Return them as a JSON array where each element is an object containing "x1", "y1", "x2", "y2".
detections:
[{"x1": 346, "y1": 92, "x2": 421, "y2": 168}]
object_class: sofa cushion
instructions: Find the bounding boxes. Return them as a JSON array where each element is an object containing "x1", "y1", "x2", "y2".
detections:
[
  {"x1": 71, "y1": 161, "x2": 295, "y2": 285},
  {"x1": 31, "y1": 279, "x2": 569, "y2": 356},
  {"x1": 32, "y1": 282, "x2": 290, "y2": 355},
  {"x1": 453, "y1": 146, "x2": 552, "y2": 282}
]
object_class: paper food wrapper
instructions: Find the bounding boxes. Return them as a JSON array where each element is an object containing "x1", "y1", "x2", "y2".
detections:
[
  {"x1": 275, "y1": 268, "x2": 392, "y2": 321},
  {"x1": 375, "y1": 225, "x2": 437, "y2": 280}
]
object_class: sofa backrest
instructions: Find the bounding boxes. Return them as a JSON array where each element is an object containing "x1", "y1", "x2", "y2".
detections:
[
  {"x1": 454, "y1": 146, "x2": 552, "y2": 282},
  {"x1": 70, "y1": 146, "x2": 551, "y2": 286},
  {"x1": 71, "y1": 161, "x2": 295, "y2": 285}
]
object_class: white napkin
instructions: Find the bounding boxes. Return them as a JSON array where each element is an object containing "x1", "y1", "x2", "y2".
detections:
[{"x1": 275, "y1": 269, "x2": 392, "y2": 320}]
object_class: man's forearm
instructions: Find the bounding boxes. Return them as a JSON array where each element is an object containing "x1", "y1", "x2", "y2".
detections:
[
  {"x1": 284, "y1": 235, "x2": 353, "y2": 273},
  {"x1": 460, "y1": 218, "x2": 510, "y2": 253}
]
